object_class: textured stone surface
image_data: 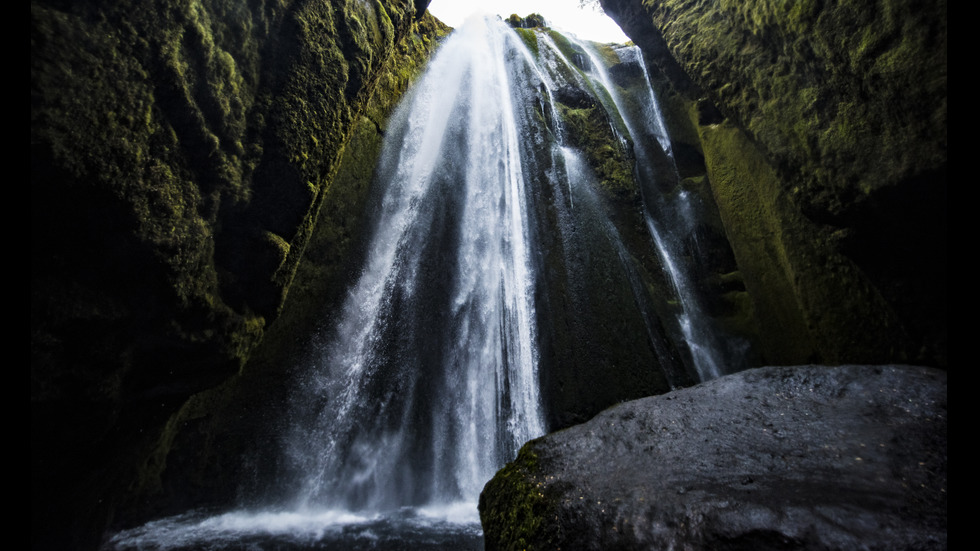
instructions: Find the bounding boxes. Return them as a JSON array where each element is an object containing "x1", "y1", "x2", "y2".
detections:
[{"x1": 480, "y1": 365, "x2": 947, "y2": 550}]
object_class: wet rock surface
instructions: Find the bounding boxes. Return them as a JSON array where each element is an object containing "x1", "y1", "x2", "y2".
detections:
[{"x1": 481, "y1": 365, "x2": 947, "y2": 550}]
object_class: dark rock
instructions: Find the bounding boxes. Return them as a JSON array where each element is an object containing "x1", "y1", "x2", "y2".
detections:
[
  {"x1": 481, "y1": 365, "x2": 947, "y2": 550},
  {"x1": 696, "y1": 98, "x2": 723, "y2": 126},
  {"x1": 413, "y1": 0, "x2": 430, "y2": 20},
  {"x1": 553, "y1": 85, "x2": 596, "y2": 109},
  {"x1": 607, "y1": 59, "x2": 642, "y2": 87}
]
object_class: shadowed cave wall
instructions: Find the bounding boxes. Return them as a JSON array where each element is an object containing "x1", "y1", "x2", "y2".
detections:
[{"x1": 31, "y1": 0, "x2": 945, "y2": 548}]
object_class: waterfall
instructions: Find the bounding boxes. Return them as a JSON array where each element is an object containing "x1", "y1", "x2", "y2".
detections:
[
  {"x1": 285, "y1": 15, "x2": 545, "y2": 513},
  {"x1": 105, "y1": 16, "x2": 742, "y2": 550},
  {"x1": 564, "y1": 36, "x2": 730, "y2": 381}
]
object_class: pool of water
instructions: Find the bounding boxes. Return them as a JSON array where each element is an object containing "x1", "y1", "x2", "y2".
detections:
[{"x1": 104, "y1": 504, "x2": 484, "y2": 551}]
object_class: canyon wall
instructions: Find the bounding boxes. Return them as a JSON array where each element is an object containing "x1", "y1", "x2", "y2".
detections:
[
  {"x1": 601, "y1": 0, "x2": 947, "y2": 367},
  {"x1": 32, "y1": 1, "x2": 442, "y2": 547}
]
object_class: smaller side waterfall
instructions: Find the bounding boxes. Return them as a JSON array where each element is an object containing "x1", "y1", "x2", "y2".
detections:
[{"x1": 565, "y1": 36, "x2": 734, "y2": 381}]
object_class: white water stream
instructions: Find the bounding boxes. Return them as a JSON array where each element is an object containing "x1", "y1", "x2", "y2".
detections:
[
  {"x1": 564, "y1": 36, "x2": 726, "y2": 380},
  {"x1": 285, "y1": 16, "x2": 546, "y2": 513}
]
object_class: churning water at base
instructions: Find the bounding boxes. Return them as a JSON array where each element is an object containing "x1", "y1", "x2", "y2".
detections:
[
  {"x1": 106, "y1": 507, "x2": 483, "y2": 550},
  {"x1": 106, "y1": 15, "x2": 741, "y2": 550}
]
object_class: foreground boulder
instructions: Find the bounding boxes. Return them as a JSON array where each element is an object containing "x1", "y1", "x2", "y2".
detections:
[{"x1": 480, "y1": 365, "x2": 946, "y2": 550}]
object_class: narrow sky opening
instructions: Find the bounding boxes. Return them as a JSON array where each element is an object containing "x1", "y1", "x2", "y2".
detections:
[{"x1": 427, "y1": 0, "x2": 630, "y2": 44}]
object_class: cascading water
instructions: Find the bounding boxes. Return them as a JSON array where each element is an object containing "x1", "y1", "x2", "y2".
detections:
[
  {"x1": 564, "y1": 36, "x2": 734, "y2": 381},
  {"x1": 285, "y1": 14, "x2": 545, "y2": 514},
  {"x1": 105, "y1": 15, "x2": 742, "y2": 550}
]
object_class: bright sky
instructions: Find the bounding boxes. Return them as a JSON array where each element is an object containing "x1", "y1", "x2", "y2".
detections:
[{"x1": 427, "y1": 0, "x2": 630, "y2": 43}]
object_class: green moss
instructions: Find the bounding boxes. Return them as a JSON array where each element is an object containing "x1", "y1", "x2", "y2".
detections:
[
  {"x1": 480, "y1": 445, "x2": 561, "y2": 551},
  {"x1": 696, "y1": 116, "x2": 814, "y2": 364},
  {"x1": 697, "y1": 112, "x2": 909, "y2": 365},
  {"x1": 514, "y1": 27, "x2": 539, "y2": 57},
  {"x1": 605, "y1": 0, "x2": 945, "y2": 366},
  {"x1": 546, "y1": 29, "x2": 580, "y2": 65},
  {"x1": 506, "y1": 13, "x2": 547, "y2": 29},
  {"x1": 556, "y1": 104, "x2": 634, "y2": 197},
  {"x1": 591, "y1": 42, "x2": 620, "y2": 67},
  {"x1": 647, "y1": 0, "x2": 944, "y2": 217}
]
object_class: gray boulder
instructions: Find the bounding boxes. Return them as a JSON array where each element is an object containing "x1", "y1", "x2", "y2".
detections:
[{"x1": 480, "y1": 365, "x2": 947, "y2": 550}]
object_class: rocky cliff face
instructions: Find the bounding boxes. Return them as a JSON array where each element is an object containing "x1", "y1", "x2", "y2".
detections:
[
  {"x1": 31, "y1": 1, "x2": 443, "y2": 548},
  {"x1": 601, "y1": 0, "x2": 947, "y2": 367}
]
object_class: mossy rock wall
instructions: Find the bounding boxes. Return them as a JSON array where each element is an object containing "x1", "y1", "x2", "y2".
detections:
[
  {"x1": 31, "y1": 1, "x2": 439, "y2": 548},
  {"x1": 130, "y1": 12, "x2": 450, "y2": 523},
  {"x1": 509, "y1": 27, "x2": 711, "y2": 429},
  {"x1": 601, "y1": 0, "x2": 947, "y2": 366},
  {"x1": 480, "y1": 365, "x2": 947, "y2": 549}
]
